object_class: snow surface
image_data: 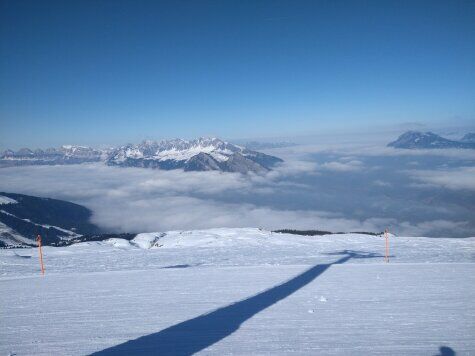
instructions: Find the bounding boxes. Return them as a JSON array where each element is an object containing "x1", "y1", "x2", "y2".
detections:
[
  {"x1": 0, "y1": 195, "x2": 17, "y2": 205},
  {"x1": 1, "y1": 228, "x2": 474, "y2": 355}
]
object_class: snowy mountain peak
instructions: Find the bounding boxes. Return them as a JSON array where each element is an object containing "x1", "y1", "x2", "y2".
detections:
[
  {"x1": 132, "y1": 137, "x2": 241, "y2": 153},
  {"x1": 106, "y1": 137, "x2": 281, "y2": 173}
]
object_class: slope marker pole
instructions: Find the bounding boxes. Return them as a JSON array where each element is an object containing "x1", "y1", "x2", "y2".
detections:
[
  {"x1": 384, "y1": 228, "x2": 389, "y2": 263},
  {"x1": 36, "y1": 234, "x2": 45, "y2": 275}
]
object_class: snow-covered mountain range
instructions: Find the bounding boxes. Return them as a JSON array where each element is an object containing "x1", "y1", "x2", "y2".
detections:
[
  {"x1": 106, "y1": 137, "x2": 282, "y2": 173},
  {"x1": 0, "y1": 138, "x2": 282, "y2": 173},
  {"x1": 388, "y1": 131, "x2": 475, "y2": 149},
  {"x1": 0, "y1": 145, "x2": 105, "y2": 166}
]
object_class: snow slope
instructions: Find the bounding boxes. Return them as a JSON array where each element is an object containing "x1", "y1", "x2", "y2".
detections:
[
  {"x1": 1, "y1": 228, "x2": 474, "y2": 355},
  {"x1": 0, "y1": 192, "x2": 101, "y2": 247},
  {"x1": 0, "y1": 195, "x2": 17, "y2": 205}
]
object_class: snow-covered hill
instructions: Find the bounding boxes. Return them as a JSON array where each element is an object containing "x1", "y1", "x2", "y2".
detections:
[
  {"x1": 0, "y1": 137, "x2": 283, "y2": 173},
  {"x1": 1, "y1": 227, "x2": 474, "y2": 355},
  {"x1": 0, "y1": 192, "x2": 101, "y2": 247}
]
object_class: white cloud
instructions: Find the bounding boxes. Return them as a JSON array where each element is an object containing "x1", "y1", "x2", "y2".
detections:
[
  {"x1": 0, "y1": 164, "x2": 385, "y2": 233},
  {"x1": 396, "y1": 220, "x2": 470, "y2": 237},
  {"x1": 0, "y1": 158, "x2": 472, "y2": 237},
  {"x1": 270, "y1": 159, "x2": 319, "y2": 177},
  {"x1": 90, "y1": 195, "x2": 389, "y2": 234},
  {"x1": 373, "y1": 180, "x2": 392, "y2": 187},
  {"x1": 273, "y1": 142, "x2": 475, "y2": 160},
  {"x1": 408, "y1": 167, "x2": 475, "y2": 191},
  {"x1": 320, "y1": 160, "x2": 364, "y2": 172}
]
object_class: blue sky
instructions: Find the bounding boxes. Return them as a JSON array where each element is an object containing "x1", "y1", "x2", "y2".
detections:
[{"x1": 1, "y1": 0, "x2": 474, "y2": 149}]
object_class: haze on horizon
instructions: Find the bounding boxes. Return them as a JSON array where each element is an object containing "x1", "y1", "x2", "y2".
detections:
[{"x1": 1, "y1": 0, "x2": 474, "y2": 150}]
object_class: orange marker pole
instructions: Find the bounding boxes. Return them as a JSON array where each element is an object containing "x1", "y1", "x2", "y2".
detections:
[
  {"x1": 384, "y1": 229, "x2": 389, "y2": 263},
  {"x1": 36, "y1": 234, "x2": 45, "y2": 275}
]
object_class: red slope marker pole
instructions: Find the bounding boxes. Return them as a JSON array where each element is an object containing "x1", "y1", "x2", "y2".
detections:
[
  {"x1": 384, "y1": 229, "x2": 389, "y2": 263},
  {"x1": 36, "y1": 234, "x2": 45, "y2": 275}
]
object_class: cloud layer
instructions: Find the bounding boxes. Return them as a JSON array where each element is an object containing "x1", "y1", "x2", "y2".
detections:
[
  {"x1": 1, "y1": 139, "x2": 474, "y2": 238},
  {"x1": 0, "y1": 164, "x2": 387, "y2": 233},
  {"x1": 407, "y1": 167, "x2": 475, "y2": 191}
]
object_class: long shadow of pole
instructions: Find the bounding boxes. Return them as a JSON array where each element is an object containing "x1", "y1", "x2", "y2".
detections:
[{"x1": 92, "y1": 250, "x2": 379, "y2": 356}]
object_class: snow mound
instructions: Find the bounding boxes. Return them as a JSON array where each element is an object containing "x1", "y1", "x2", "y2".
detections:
[
  {"x1": 127, "y1": 228, "x2": 283, "y2": 249},
  {"x1": 131, "y1": 233, "x2": 164, "y2": 249},
  {"x1": 104, "y1": 238, "x2": 134, "y2": 249}
]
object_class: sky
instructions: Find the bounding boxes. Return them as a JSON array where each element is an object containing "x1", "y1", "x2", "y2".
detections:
[{"x1": 1, "y1": 0, "x2": 475, "y2": 149}]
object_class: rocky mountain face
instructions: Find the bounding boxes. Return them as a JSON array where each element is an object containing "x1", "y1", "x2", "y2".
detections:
[
  {"x1": 387, "y1": 131, "x2": 475, "y2": 149},
  {"x1": 106, "y1": 138, "x2": 282, "y2": 173},
  {"x1": 1, "y1": 138, "x2": 283, "y2": 173}
]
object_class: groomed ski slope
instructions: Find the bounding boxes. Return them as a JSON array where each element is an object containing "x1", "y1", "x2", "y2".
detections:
[{"x1": 1, "y1": 228, "x2": 474, "y2": 355}]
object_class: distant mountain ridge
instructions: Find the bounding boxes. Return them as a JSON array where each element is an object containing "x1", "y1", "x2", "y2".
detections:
[
  {"x1": 106, "y1": 137, "x2": 282, "y2": 173},
  {"x1": 0, "y1": 145, "x2": 105, "y2": 166},
  {"x1": 388, "y1": 131, "x2": 475, "y2": 149},
  {"x1": 0, "y1": 137, "x2": 283, "y2": 173}
]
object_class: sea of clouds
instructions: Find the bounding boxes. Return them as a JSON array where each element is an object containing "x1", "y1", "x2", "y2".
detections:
[{"x1": 0, "y1": 140, "x2": 474, "y2": 237}]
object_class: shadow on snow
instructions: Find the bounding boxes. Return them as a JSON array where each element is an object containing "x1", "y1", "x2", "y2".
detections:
[
  {"x1": 434, "y1": 346, "x2": 456, "y2": 356},
  {"x1": 92, "y1": 250, "x2": 381, "y2": 355}
]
